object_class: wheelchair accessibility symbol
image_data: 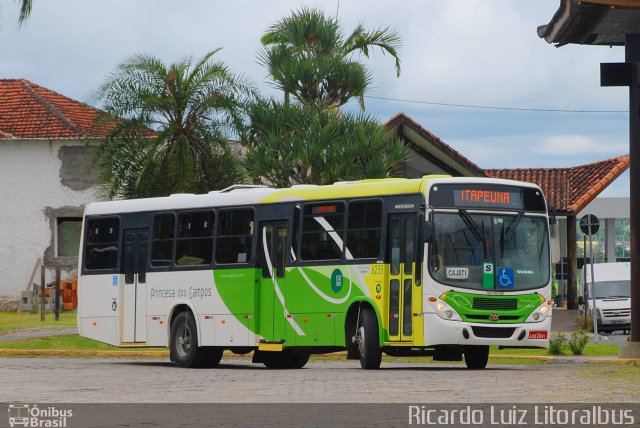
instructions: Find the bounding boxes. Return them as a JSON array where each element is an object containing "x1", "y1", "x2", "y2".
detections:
[{"x1": 497, "y1": 267, "x2": 514, "y2": 288}]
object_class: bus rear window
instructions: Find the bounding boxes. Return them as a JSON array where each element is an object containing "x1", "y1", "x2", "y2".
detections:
[{"x1": 84, "y1": 217, "x2": 120, "y2": 270}]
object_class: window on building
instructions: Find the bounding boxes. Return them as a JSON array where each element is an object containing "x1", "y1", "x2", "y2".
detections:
[
  {"x1": 216, "y1": 209, "x2": 254, "y2": 264},
  {"x1": 56, "y1": 217, "x2": 82, "y2": 257},
  {"x1": 84, "y1": 217, "x2": 120, "y2": 270},
  {"x1": 175, "y1": 211, "x2": 215, "y2": 266}
]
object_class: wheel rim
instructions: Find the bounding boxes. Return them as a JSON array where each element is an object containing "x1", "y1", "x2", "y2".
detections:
[
  {"x1": 175, "y1": 324, "x2": 191, "y2": 358},
  {"x1": 357, "y1": 325, "x2": 366, "y2": 357}
]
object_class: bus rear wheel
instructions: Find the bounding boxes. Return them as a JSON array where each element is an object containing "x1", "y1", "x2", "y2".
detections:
[
  {"x1": 355, "y1": 308, "x2": 382, "y2": 369},
  {"x1": 262, "y1": 351, "x2": 294, "y2": 369},
  {"x1": 464, "y1": 345, "x2": 489, "y2": 369},
  {"x1": 289, "y1": 350, "x2": 310, "y2": 369},
  {"x1": 170, "y1": 311, "x2": 218, "y2": 368}
]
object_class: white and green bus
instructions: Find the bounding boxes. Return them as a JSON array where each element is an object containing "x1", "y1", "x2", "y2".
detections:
[{"x1": 78, "y1": 175, "x2": 552, "y2": 369}]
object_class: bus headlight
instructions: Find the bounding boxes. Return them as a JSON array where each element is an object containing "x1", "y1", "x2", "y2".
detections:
[
  {"x1": 526, "y1": 302, "x2": 551, "y2": 323},
  {"x1": 429, "y1": 297, "x2": 462, "y2": 321}
]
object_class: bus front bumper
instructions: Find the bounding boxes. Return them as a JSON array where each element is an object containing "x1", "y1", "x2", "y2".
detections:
[{"x1": 423, "y1": 313, "x2": 551, "y2": 348}]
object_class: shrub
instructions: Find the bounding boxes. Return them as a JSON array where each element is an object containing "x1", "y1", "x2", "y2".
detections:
[
  {"x1": 548, "y1": 332, "x2": 567, "y2": 355},
  {"x1": 568, "y1": 330, "x2": 589, "y2": 355}
]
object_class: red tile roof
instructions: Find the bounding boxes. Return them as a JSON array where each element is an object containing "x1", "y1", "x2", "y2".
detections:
[
  {"x1": 0, "y1": 79, "x2": 110, "y2": 139},
  {"x1": 486, "y1": 155, "x2": 629, "y2": 214}
]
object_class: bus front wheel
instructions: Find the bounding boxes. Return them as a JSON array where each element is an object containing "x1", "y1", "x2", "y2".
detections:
[
  {"x1": 464, "y1": 345, "x2": 489, "y2": 369},
  {"x1": 355, "y1": 308, "x2": 382, "y2": 369}
]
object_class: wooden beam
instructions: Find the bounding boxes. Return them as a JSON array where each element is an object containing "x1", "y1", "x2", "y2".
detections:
[{"x1": 581, "y1": 0, "x2": 640, "y2": 8}]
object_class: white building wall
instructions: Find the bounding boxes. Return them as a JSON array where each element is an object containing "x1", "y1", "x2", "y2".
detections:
[{"x1": 0, "y1": 139, "x2": 98, "y2": 298}]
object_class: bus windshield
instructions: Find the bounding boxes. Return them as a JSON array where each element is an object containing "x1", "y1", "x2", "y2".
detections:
[{"x1": 429, "y1": 212, "x2": 549, "y2": 291}]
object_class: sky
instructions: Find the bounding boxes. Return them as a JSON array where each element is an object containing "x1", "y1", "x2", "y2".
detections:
[{"x1": 0, "y1": 0, "x2": 631, "y2": 196}]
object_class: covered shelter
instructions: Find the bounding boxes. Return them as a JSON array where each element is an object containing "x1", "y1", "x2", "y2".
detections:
[{"x1": 538, "y1": 0, "x2": 640, "y2": 355}]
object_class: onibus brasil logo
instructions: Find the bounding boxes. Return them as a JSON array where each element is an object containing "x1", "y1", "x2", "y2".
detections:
[{"x1": 8, "y1": 404, "x2": 73, "y2": 427}]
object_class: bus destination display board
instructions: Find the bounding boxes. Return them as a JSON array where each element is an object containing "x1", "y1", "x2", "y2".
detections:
[{"x1": 429, "y1": 184, "x2": 546, "y2": 212}]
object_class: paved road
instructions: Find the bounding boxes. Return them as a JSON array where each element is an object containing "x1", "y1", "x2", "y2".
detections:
[{"x1": 1, "y1": 357, "x2": 638, "y2": 404}]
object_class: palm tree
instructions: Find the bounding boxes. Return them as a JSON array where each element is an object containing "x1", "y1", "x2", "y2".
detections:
[
  {"x1": 91, "y1": 49, "x2": 255, "y2": 199},
  {"x1": 17, "y1": 0, "x2": 31, "y2": 26},
  {"x1": 244, "y1": 99, "x2": 409, "y2": 186},
  {"x1": 259, "y1": 7, "x2": 401, "y2": 110}
]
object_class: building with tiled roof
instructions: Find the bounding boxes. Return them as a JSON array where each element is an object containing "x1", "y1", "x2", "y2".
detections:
[
  {"x1": 0, "y1": 79, "x2": 113, "y2": 302},
  {"x1": 486, "y1": 155, "x2": 630, "y2": 215},
  {"x1": 384, "y1": 113, "x2": 486, "y2": 178},
  {"x1": 0, "y1": 79, "x2": 107, "y2": 139}
]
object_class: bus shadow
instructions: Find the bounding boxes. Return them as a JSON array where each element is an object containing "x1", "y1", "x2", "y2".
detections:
[
  {"x1": 109, "y1": 361, "x2": 264, "y2": 370},
  {"x1": 107, "y1": 361, "x2": 522, "y2": 371}
]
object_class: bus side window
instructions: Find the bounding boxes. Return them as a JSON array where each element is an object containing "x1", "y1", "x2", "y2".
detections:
[
  {"x1": 151, "y1": 213, "x2": 175, "y2": 267},
  {"x1": 175, "y1": 211, "x2": 215, "y2": 266},
  {"x1": 84, "y1": 217, "x2": 120, "y2": 271},
  {"x1": 291, "y1": 206, "x2": 301, "y2": 262},
  {"x1": 346, "y1": 200, "x2": 382, "y2": 259},
  {"x1": 301, "y1": 202, "x2": 344, "y2": 261},
  {"x1": 215, "y1": 209, "x2": 254, "y2": 264}
]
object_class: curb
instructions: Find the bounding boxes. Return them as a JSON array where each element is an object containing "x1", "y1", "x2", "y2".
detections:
[
  {"x1": 0, "y1": 349, "x2": 169, "y2": 358},
  {"x1": 489, "y1": 354, "x2": 640, "y2": 366}
]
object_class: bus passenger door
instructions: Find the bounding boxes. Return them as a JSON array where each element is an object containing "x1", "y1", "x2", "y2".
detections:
[
  {"x1": 387, "y1": 214, "x2": 420, "y2": 342},
  {"x1": 258, "y1": 221, "x2": 288, "y2": 342},
  {"x1": 122, "y1": 229, "x2": 148, "y2": 343}
]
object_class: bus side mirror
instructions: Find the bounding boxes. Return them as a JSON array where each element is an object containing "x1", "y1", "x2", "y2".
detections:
[{"x1": 423, "y1": 220, "x2": 434, "y2": 243}]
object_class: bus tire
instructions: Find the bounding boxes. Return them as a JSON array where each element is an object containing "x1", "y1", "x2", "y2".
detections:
[
  {"x1": 289, "y1": 350, "x2": 310, "y2": 369},
  {"x1": 262, "y1": 351, "x2": 294, "y2": 369},
  {"x1": 170, "y1": 311, "x2": 208, "y2": 368},
  {"x1": 464, "y1": 345, "x2": 489, "y2": 369},
  {"x1": 201, "y1": 347, "x2": 224, "y2": 368},
  {"x1": 356, "y1": 308, "x2": 382, "y2": 370}
]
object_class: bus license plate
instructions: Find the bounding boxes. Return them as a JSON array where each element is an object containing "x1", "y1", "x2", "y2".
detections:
[{"x1": 528, "y1": 331, "x2": 548, "y2": 340}]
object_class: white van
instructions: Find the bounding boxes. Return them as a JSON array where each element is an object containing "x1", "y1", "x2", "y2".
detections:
[{"x1": 582, "y1": 262, "x2": 631, "y2": 334}]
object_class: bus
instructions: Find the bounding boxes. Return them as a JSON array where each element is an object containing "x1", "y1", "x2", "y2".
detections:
[{"x1": 77, "y1": 175, "x2": 552, "y2": 370}]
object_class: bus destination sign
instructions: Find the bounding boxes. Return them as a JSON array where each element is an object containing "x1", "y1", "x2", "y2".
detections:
[
  {"x1": 430, "y1": 184, "x2": 528, "y2": 210},
  {"x1": 455, "y1": 188, "x2": 522, "y2": 208}
]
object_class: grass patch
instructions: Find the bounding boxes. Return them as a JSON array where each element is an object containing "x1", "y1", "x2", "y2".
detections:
[
  {"x1": 0, "y1": 311, "x2": 76, "y2": 332},
  {"x1": 490, "y1": 343, "x2": 619, "y2": 357},
  {"x1": 0, "y1": 334, "x2": 164, "y2": 352}
]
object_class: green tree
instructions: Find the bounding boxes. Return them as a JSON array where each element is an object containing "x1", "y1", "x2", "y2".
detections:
[
  {"x1": 17, "y1": 0, "x2": 31, "y2": 25},
  {"x1": 244, "y1": 99, "x2": 408, "y2": 186},
  {"x1": 91, "y1": 49, "x2": 255, "y2": 199},
  {"x1": 259, "y1": 7, "x2": 401, "y2": 110},
  {"x1": 2, "y1": 0, "x2": 32, "y2": 26}
]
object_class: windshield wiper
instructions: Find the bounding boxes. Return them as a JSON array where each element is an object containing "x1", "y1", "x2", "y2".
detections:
[
  {"x1": 500, "y1": 212, "x2": 524, "y2": 257},
  {"x1": 458, "y1": 209, "x2": 486, "y2": 243}
]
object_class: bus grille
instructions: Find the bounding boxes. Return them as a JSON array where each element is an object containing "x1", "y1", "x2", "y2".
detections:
[
  {"x1": 472, "y1": 298, "x2": 517, "y2": 311},
  {"x1": 471, "y1": 326, "x2": 516, "y2": 339}
]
